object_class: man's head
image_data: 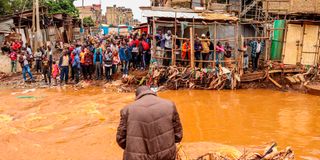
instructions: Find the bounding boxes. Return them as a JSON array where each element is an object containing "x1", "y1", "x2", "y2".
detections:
[
  {"x1": 167, "y1": 30, "x2": 172, "y2": 35},
  {"x1": 135, "y1": 86, "x2": 151, "y2": 97},
  {"x1": 257, "y1": 38, "x2": 261, "y2": 43},
  {"x1": 135, "y1": 86, "x2": 157, "y2": 99}
]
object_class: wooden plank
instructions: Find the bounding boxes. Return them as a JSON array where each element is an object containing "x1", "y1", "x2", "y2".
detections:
[
  {"x1": 269, "y1": 76, "x2": 283, "y2": 88},
  {"x1": 283, "y1": 24, "x2": 302, "y2": 65}
]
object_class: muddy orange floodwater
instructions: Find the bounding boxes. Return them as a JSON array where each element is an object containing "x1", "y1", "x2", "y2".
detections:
[{"x1": 0, "y1": 88, "x2": 319, "y2": 159}]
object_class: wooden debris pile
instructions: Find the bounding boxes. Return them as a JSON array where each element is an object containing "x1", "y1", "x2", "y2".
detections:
[
  {"x1": 0, "y1": 72, "x2": 8, "y2": 80},
  {"x1": 177, "y1": 142, "x2": 294, "y2": 160},
  {"x1": 122, "y1": 66, "x2": 241, "y2": 90}
]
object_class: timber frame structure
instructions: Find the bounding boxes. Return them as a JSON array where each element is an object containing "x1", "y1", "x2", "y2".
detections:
[
  {"x1": 142, "y1": 7, "x2": 241, "y2": 69},
  {"x1": 144, "y1": 0, "x2": 320, "y2": 68}
]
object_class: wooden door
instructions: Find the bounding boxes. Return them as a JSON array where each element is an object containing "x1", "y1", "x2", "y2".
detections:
[
  {"x1": 283, "y1": 24, "x2": 302, "y2": 65},
  {"x1": 301, "y1": 24, "x2": 319, "y2": 65}
]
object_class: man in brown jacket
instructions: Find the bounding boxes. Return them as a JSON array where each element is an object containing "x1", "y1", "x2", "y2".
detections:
[{"x1": 116, "y1": 86, "x2": 183, "y2": 160}]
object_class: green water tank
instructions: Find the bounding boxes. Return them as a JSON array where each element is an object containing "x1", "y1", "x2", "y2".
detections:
[{"x1": 270, "y1": 20, "x2": 286, "y2": 61}]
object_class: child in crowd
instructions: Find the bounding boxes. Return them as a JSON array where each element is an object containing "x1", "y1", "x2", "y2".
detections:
[
  {"x1": 112, "y1": 49, "x2": 120, "y2": 75},
  {"x1": 52, "y1": 61, "x2": 59, "y2": 86}
]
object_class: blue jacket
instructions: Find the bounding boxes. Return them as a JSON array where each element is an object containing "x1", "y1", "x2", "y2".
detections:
[
  {"x1": 119, "y1": 46, "x2": 131, "y2": 62},
  {"x1": 249, "y1": 41, "x2": 265, "y2": 57},
  {"x1": 93, "y1": 48, "x2": 103, "y2": 64},
  {"x1": 72, "y1": 54, "x2": 81, "y2": 69}
]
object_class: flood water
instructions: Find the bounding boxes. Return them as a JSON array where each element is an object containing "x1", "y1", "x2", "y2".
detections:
[{"x1": 0, "y1": 88, "x2": 319, "y2": 159}]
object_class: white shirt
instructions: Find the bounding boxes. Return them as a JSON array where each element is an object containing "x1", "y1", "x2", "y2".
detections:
[
  {"x1": 256, "y1": 42, "x2": 261, "y2": 53},
  {"x1": 164, "y1": 34, "x2": 172, "y2": 49},
  {"x1": 27, "y1": 47, "x2": 32, "y2": 55}
]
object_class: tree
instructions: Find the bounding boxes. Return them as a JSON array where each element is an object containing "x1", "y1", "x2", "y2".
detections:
[
  {"x1": 0, "y1": 0, "x2": 79, "y2": 17},
  {"x1": 0, "y1": 0, "x2": 33, "y2": 16},
  {"x1": 83, "y1": 16, "x2": 95, "y2": 27},
  {"x1": 45, "y1": 0, "x2": 79, "y2": 17}
]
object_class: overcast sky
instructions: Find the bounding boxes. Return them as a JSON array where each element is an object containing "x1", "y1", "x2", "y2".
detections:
[{"x1": 73, "y1": 0, "x2": 150, "y2": 22}]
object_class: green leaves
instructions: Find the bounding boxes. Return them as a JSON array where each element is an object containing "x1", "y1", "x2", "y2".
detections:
[
  {"x1": 83, "y1": 16, "x2": 94, "y2": 27},
  {"x1": 0, "y1": 0, "x2": 79, "y2": 17},
  {"x1": 0, "y1": 0, "x2": 32, "y2": 16},
  {"x1": 45, "y1": 0, "x2": 79, "y2": 17}
]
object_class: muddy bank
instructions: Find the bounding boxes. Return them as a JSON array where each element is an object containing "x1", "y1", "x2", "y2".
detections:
[{"x1": 1, "y1": 64, "x2": 318, "y2": 96}]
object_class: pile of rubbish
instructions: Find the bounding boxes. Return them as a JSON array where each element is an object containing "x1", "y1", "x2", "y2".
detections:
[
  {"x1": 177, "y1": 142, "x2": 294, "y2": 160},
  {"x1": 122, "y1": 65, "x2": 241, "y2": 91}
]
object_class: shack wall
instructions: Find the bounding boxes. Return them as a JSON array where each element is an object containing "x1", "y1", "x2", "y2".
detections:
[
  {"x1": 282, "y1": 23, "x2": 320, "y2": 65},
  {"x1": 263, "y1": 0, "x2": 320, "y2": 14}
]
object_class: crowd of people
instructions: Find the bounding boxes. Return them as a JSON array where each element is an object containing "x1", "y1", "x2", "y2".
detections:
[
  {"x1": 155, "y1": 30, "x2": 264, "y2": 71},
  {"x1": 1, "y1": 33, "x2": 153, "y2": 85},
  {"x1": 1, "y1": 31, "x2": 264, "y2": 85}
]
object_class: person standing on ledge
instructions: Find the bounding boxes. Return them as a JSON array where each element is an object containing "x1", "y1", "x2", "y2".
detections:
[{"x1": 116, "y1": 86, "x2": 183, "y2": 160}]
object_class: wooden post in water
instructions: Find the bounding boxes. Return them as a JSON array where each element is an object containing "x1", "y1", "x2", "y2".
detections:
[{"x1": 190, "y1": 27, "x2": 195, "y2": 68}]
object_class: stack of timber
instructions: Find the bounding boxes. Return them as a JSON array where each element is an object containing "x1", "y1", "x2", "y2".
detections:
[{"x1": 240, "y1": 71, "x2": 267, "y2": 82}]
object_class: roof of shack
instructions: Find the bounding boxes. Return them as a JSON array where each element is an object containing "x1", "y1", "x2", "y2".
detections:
[{"x1": 140, "y1": 7, "x2": 238, "y2": 21}]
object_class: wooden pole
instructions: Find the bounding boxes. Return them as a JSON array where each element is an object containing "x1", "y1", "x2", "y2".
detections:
[
  {"x1": 152, "y1": 17, "x2": 157, "y2": 64},
  {"x1": 240, "y1": 35, "x2": 244, "y2": 76},
  {"x1": 35, "y1": 0, "x2": 41, "y2": 49},
  {"x1": 190, "y1": 27, "x2": 195, "y2": 69},
  {"x1": 214, "y1": 22, "x2": 217, "y2": 66},
  {"x1": 235, "y1": 21, "x2": 239, "y2": 72},
  {"x1": 32, "y1": 0, "x2": 36, "y2": 50},
  {"x1": 265, "y1": 29, "x2": 270, "y2": 62},
  {"x1": 172, "y1": 12, "x2": 177, "y2": 66},
  {"x1": 264, "y1": 2, "x2": 269, "y2": 63}
]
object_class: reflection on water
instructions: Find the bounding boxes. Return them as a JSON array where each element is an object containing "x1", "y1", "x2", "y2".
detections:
[
  {"x1": 0, "y1": 88, "x2": 319, "y2": 159},
  {"x1": 159, "y1": 89, "x2": 320, "y2": 159}
]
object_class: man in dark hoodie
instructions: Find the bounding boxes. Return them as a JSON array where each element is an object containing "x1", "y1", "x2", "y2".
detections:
[{"x1": 116, "y1": 86, "x2": 183, "y2": 160}]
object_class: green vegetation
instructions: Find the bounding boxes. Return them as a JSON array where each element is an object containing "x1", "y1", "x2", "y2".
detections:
[
  {"x1": 0, "y1": 0, "x2": 32, "y2": 16},
  {"x1": 45, "y1": 0, "x2": 79, "y2": 17},
  {"x1": 83, "y1": 16, "x2": 95, "y2": 27},
  {"x1": 0, "y1": 0, "x2": 79, "y2": 17}
]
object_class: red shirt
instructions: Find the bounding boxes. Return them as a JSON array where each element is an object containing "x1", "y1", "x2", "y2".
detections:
[
  {"x1": 11, "y1": 42, "x2": 21, "y2": 51},
  {"x1": 69, "y1": 46, "x2": 75, "y2": 53},
  {"x1": 9, "y1": 51, "x2": 17, "y2": 61},
  {"x1": 130, "y1": 39, "x2": 139, "y2": 47}
]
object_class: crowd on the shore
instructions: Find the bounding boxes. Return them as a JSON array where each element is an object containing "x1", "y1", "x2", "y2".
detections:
[
  {"x1": 1, "y1": 34, "x2": 153, "y2": 85},
  {"x1": 1, "y1": 31, "x2": 265, "y2": 86}
]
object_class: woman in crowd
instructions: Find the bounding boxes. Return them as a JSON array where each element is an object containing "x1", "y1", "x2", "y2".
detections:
[
  {"x1": 104, "y1": 47, "x2": 113, "y2": 81},
  {"x1": 216, "y1": 41, "x2": 225, "y2": 66}
]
